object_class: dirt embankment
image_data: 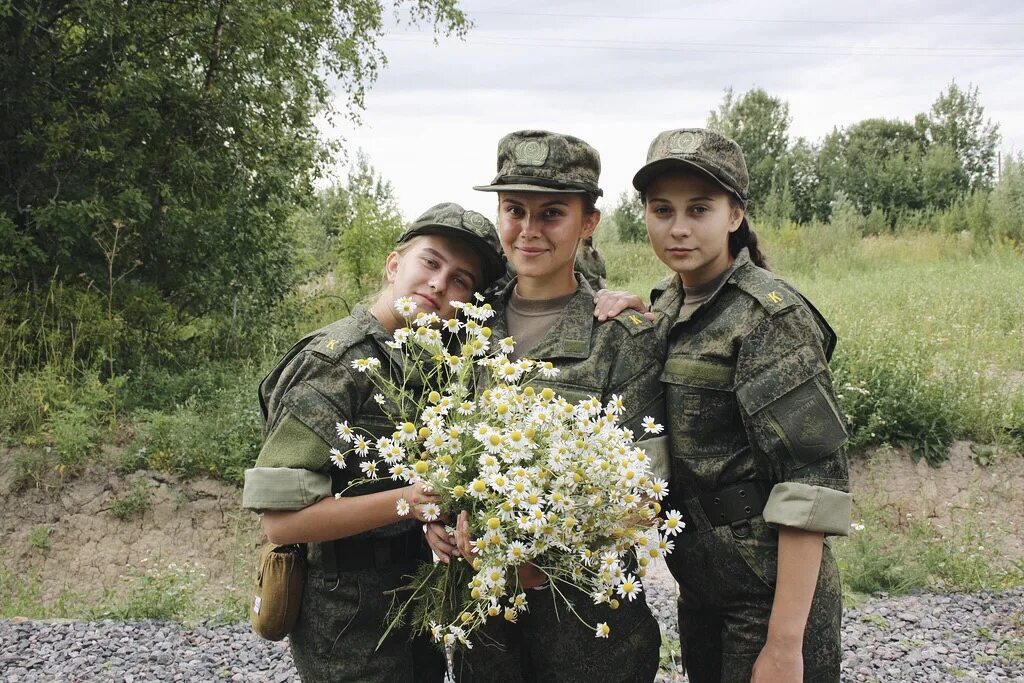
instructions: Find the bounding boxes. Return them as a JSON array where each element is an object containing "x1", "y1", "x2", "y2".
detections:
[{"x1": 1, "y1": 441, "x2": 1021, "y2": 607}]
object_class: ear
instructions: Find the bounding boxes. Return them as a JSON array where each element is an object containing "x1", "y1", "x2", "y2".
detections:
[
  {"x1": 727, "y1": 205, "x2": 745, "y2": 234},
  {"x1": 581, "y1": 209, "x2": 601, "y2": 239},
  {"x1": 384, "y1": 250, "x2": 401, "y2": 283}
]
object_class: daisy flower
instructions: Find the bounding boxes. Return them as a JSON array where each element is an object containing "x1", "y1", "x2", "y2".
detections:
[
  {"x1": 395, "y1": 498, "x2": 411, "y2": 516},
  {"x1": 335, "y1": 421, "x2": 354, "y2": 442},
  {"x1": 421, "y1": 503, "x2": 441, "y2": 522},
  {"x1": 329, "y1": 447, "x2": 346, "y2": 469},
  {"x1": 595, "y1": 622, "x2": 610, "y2": 638},
  {"x1": 662, "y1": 510, "x2": 685, "y2": 536},
  {"x1": 359, "y1": 460, "x2": 379, "y2": 479},
  {"x1": 616, "y1": 574, "x2": 642, "y2": 602},
  {"x1": 394, "y1": 297, "x2": 417, "y2": 317},
  {"x1": 642, "y1": 416, "x2": 664, "y2": 434},
  {"x1": 352, "y1": 435, "x2": 371, "y2": 456}
]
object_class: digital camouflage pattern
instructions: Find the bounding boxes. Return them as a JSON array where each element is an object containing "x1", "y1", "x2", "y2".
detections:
[
  {"x1": 650, "y1": 248, "x2": 849, "y2": 681},
  {"x1": 574, "y1": 236, "x2": 608, "y2": 291},
  {"x1": 290, "y1": 564, "x2": 444, "y2": 683},
  {"x1": 244, "y1": 305, "x2": 441, "y2": 682},
  {"x1": 453, "y1": 580, "x2": 661, "y2": 683},
  {"x1": 474, "y1": 130, "x2": 603, "y2": 198},
  {"x1": 399, "y1": 202, "x2": 506, "y2": 287},
  {"x1": 632, "y1": 128, "x2": 750, "y2": 202},
  {"x1": 456, "y1": 275, "x2": 665, "y2": 681}
]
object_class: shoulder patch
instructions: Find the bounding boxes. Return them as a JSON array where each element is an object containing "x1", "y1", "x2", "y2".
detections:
[
  {"x1": 307, "y1": 317, "x2": 372, "y2": 361},
  {"x1": 730, "y1": 267, "x2": 799, "y2": 316},
  {"x1": 610, "y1": 310, "x2": 655, "y2": 336}
]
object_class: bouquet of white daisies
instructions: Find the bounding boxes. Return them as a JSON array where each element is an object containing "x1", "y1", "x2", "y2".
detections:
[{"x1": 332, "y1": 296, "x2": 684, "y2": 649}]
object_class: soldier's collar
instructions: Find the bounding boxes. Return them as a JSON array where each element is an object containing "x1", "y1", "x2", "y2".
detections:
[
  {"x1": 667, "y1": 250, "x2": 749, "y2": 330},
  {"x1": 492, "y1": 274, "x2": 594, "y2": 360}
]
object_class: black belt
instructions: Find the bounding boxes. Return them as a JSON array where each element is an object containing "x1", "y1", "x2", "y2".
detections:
[
  {"x1": 698, "y1": 480, "x2": 770, "y2": 527},
  {"x1": 326, "y1": 530, "x2": 427, "y2": 574}
]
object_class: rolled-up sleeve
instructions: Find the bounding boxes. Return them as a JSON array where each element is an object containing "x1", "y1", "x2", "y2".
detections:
[
  {"x1": 242, "y1": 411, "x2": 336, "y2": 512},
  {"x1": 242, "y1": 467, "x2": 332, "y2": 512},
  {"x1": 763, "y1": 481, "x2": 852, "y2": 536}
]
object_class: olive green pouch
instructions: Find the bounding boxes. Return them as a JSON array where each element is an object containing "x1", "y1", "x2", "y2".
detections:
[{"x1": 250, "y1": 543, "x2": 305, "y2": 641}]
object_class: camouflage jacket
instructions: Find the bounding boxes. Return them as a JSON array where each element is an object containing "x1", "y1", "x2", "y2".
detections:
[
  {"x1": 651, "y1": 249, "x2": 851, "y2": 535},
  {"x1": 242, "y1": 306, "x2": 418, "y2": 546},
  {"x1": 574, "y1": 242, "x2": 608, "y2": 291},
  {"x1": 489, "y1": 276, "x2": 669, "y2": 474}
]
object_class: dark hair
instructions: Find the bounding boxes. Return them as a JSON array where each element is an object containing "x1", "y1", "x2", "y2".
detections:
[
  {"x1": 639, "y1": 179, "x2": 770, "y2": 271},
  {"x1": 727, "y1": 197, "x2": 769, "y2": 271}
]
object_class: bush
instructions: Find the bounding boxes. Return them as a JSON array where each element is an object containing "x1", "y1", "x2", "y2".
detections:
[
  {"x1": 134, "y1": 364, "x2": 263, "y2": 483},
  {"x1": 110, "y1": 481, "x2": 152, "y2": 521}
]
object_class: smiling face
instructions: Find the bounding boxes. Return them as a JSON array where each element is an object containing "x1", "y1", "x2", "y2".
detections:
[
  {"x1": 376, "y1": 234, "x2": 483, "y2": 331},
  {"x1": 497, "y1": 192, "x2": 600, "y2": 299},
  {"x1": 644, "y1": 172, "x2": 744, "y2": 288}
]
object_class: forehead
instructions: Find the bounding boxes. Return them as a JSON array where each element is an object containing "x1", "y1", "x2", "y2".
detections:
[
  {"x1": 647, "y1": 171, "x2": 727, "y2": 199},
  {"x1": 498, "y1": 191, "x2": 578, "y2": 207},
  {"x1": 407, "y1": 234, "x2": 482, "y2": 275}
]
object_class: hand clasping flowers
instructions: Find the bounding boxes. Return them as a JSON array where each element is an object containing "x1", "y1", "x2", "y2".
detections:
[{"x1": 331, "y1": 296, "x2": 683, "y2": 649}]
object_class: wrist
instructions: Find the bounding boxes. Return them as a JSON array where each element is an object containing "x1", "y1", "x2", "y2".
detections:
[{"x1": 765, "y1": 625, "x2": 804, "y2": 649}]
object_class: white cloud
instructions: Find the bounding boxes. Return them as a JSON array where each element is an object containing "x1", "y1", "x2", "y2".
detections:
[{"x1": 322, "y1": 0, "x2": 1024, "y2": 218}]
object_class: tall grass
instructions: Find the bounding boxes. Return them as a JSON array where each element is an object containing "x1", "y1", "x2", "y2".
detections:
[{"x1": 595, "y1": 222, "x2": 1024, "y2": 462}]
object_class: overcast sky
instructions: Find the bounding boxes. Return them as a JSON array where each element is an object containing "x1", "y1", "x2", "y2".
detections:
[{"x1": 321, "y1": 0, "x2": 1024, "y2": 220}]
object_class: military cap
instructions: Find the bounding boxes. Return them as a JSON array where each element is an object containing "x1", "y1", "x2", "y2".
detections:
[
  {"x1": 398, "y1": 202, "x2": 506, "y2": 287},
  {"x1": 474, "y1": 130, "x2": 603, "y2": 198},
  {"x1": 632, "y1": 128, "x2": 749, "y2": 202}
]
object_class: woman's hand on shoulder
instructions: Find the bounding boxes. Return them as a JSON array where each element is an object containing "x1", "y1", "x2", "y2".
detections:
[{"x1": 593, "y1": 289, "x2": 654, "y2": 322}]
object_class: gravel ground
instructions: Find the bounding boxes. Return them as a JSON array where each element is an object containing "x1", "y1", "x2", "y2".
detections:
[{"x1": 2, "y1": 582, "x2": 1022, "y2": 681}]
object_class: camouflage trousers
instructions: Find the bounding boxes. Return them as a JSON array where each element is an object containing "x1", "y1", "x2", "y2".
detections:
[
  {"x1": 453, "y1": 580, "x2": 661, "y2": 683},
  {"x1": 288, "y1": 564, "x2": 445, "y2": 683},
  {"x1": 665, "y1": 515, "x2": 842, "y2": 683}
]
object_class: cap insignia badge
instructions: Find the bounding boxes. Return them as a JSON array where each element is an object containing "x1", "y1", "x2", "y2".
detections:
[
  {"x1": 514, "y1": 140, "x2": 549, "y2": 166},
  {"x1": 669, "y1": 131, "x2": 703, "y2": 155}
]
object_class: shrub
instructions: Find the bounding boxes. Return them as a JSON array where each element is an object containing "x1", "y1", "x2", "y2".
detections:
[
  {"x1": 134, "y1": 364, "x2": 263, "y2": 483},
  {"x1": 110, "y1": 481, "x2": 152, "y2": 521}
]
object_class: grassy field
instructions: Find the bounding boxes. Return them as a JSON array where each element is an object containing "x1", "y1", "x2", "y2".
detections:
[{"x1": 597, "y1": 224, "x2": 1024, "y2": 462}]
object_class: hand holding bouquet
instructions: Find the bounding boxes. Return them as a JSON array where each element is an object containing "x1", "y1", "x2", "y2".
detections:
[{"x1": 332, "y1": 297, "x2": 684, "y2": 649}]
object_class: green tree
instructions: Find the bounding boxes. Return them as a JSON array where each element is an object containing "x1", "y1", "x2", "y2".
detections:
[
  {"x1": 817, "y1": 119, "x2": 928, "y2": 220},
  {"x1": 332, "y1": 154, "x2": 405, "y2": 296},
  {"x1": 707, "y1": 87, "x2": 791, "y2": 212},
  {"x1": 611, "y1": 190, "x2": 646, "y2": 243},
  {"x1": 922, "y1": 82, "x2": 1000, "y2": 190},
  {"x1": 1, "y1": 0, "x2": 466, "y2": 335},
  {"x1": 991, "y1": 154, "x2": 1024, "y2": 243}
]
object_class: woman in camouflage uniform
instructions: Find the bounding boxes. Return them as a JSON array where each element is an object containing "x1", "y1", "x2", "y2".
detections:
[
  {"x1": 241, "y1": 203, "x2": 504, "y2": 683},
  {"x1": 427, "y1": 130, "x2": 665, "y2": 683},
  {"x1": 608, "y1": 129, "x2": 851, "y2": 682}
]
